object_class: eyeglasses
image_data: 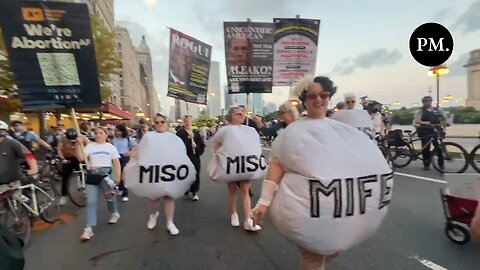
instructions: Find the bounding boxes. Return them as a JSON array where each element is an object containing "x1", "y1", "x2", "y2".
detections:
[
  {"x1": 307, "y1": 92, "x2": 330, "y2": 100},
  {"x1": 155, "y1": 120, "x2": 166, "y2": 124}
]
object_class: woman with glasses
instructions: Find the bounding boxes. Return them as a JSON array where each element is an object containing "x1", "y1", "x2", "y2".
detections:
[
  {"x1": 75, "y1": 127, "x2": 121, "y2": 241},
  {"x1": 141, "y1": 113, "x2": 181, "y2": 234},
  {"x1": 254, "y1": 101, "x2": 299, "y2": 139},
  {"x1": 210, "y1": 107, "x2": 262, "y2": 232},
  {"x1": 344, "y1": 92, "x2": 357, "y2": 110},
  {"x1": 252, "y1": 76, "x2": 392, "y2": 270}
]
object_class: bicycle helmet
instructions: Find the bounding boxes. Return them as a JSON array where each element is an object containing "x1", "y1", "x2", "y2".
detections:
[
  {"x1": 0, "y1": 120, "x2": 8, "y2": 130},
  {"x1": 65, "y1": 128, "x2": 77, "y2": 140}
]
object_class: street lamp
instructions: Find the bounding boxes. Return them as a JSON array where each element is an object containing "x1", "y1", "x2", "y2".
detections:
[
  {"x1": 428, "y1": 65, "x2": 449, "y2": 108},
  {"x1": 290, "y1": 99, "x2": 300, "y2": 106},
  {"x1": 394, "y1": 101, "x2": 401, "y2": 106}
]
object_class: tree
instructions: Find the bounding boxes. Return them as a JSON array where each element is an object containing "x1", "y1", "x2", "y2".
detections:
[
  {"x1": 193, "y1": 114, "x2": 217, "y2": 127},
  {"x1": 0, "y1": 27, "x2": 21, "y2": 113},
  {"x1": 90, "y1": 13, "x2": 121, "y2": 102}
]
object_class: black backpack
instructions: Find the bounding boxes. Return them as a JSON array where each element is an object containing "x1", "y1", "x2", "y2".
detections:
[
  {"x1": 0, "y1": 225, "x2": 25, "y2": 270},
  {"x1": 9, "y1": 131, "x2": 33, "y2": 151}
]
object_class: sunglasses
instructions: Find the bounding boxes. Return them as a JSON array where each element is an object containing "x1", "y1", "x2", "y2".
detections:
[
  {"x1": 155, "y1": 120, "x2": 166, "y2": 124},
  {"x1": 346, "y1": 100, "x2": 356, "y2": 104},
  {"x1": 307, "y1": 92, "x2": 330, "y2": 100}
]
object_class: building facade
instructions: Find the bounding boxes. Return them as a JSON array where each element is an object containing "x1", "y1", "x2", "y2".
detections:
[
  {"x1": 115, "y1": 27, "x2": 148, "y2": 118},
  {"x1": 466, "y1": 49, "x2": 480, "y2": 110},
  {"x1": 207, "y1": 61, "x2": 222, "y2": 117},
  {"x1": 136, "y1": 36, "x2": 159, "y2": 118}
]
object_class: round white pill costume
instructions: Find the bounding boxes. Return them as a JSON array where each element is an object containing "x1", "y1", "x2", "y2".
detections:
[
  {"x1": 124, "y1": 131, "x2": 196, "y2": 200},
  {"x1": 209, "y1": 125, "x2": 268, "y2": 183},
  {"x1": 269, "y1": 118, "x2": 393, "y2": 255},
  {"x1": 331, "y1": 109, "x2": 375, "y2": 140}
]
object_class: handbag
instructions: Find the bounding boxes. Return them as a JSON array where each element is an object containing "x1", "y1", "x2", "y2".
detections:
[{"x1": 86, "y1": 170, "x2": 109, "y2": 185}]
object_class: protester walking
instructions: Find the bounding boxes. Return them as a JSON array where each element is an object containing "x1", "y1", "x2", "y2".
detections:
[
  {"x1": 57, "y1": 128, "x2": 80, "y2": 206},
  {"x1": 111, "y1": 124, "x2": 137, "y2": 202}
]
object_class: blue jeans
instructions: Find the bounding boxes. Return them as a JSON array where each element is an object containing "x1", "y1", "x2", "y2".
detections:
[{"x1": 86, "y1": 167, "x2": 118, "y2": 227}]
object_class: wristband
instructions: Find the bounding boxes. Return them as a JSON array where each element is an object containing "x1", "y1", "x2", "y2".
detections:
[{"x1": 256, "y1": 180, "x2": 279, "y2": 207}]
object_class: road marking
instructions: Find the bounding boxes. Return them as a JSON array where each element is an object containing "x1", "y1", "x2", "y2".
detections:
[
  {"x1": 394, "y1": 172, "x2": 446, "y2": 184},
  {"x1": 410, "y1": 255, "x2": 448, "y2": 270}
]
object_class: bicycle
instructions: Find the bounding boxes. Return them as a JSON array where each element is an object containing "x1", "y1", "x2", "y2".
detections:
[
  {"x1": 468, "y1": 132, "x2": 480, "y2": 173},
  {"x1": 67, "y1": 163, "x2": 87, "y2": 207},
  {"x1": 388, "y1": 125, "x2": 469, "y2": 173},
  {"x1": 0, "y1": 171, "x2": 60, "y2": 246},
  {"x1": 376, "y1": 134, "x2": 395, "y2": 172}
]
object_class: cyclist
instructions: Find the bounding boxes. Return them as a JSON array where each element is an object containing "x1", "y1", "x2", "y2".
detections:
[
  {"x1": 0, "y1": 121, "x2": 38, "y2": 197},
  {"x1": 366, "y1": 101, "x2": 387, "y2": 136},
  {"x1": 9, "y1": 121, "x2": 51, "y2": 152},
  {"x1": 414, "y1": 96, "x2": 448, "y2": 170},
  {"x1": 57, "y1": 128, "x2": 80, "y2": 206}
]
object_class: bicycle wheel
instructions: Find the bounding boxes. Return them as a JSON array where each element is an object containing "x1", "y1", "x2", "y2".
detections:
[
  {"x1": 0, "y1": 202, "x2": 31, "y2": 246},
  {"x1": 37, "y1": 181, "x2": 60, "y2": 223},
  {"x1": 389, "y1": 144, "x2": 413, "y2": 168},
  {"x1": 469, "y1": 144, "x2": 480, "y2": 173},
  {"x1": 432, "y1": 142, "x2": 469, "y2": 173},
  {"x1": 68, "y1": 173, "x2": 86, "y2": 207}
]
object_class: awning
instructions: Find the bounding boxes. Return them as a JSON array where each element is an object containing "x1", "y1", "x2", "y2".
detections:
[{"x1": 102, "y1": 102, "x2": 132, "y2": 120}]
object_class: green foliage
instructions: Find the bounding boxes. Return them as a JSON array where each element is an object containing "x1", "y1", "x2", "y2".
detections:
[
  {"x1": 391, "y1": 110, "x2": 415, "y2": 125},
  {"x1": 0, "y1": 27, "x2": 20, "y2": 112},
  {"x1": 193, "y1": 114, "x2": 218, "y2": 127},
  {"x1": 90, "y1": 13, "x2": 120, "y2": 102}
]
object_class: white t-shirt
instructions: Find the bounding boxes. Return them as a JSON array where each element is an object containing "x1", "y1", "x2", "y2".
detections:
[{"x1": 84, "y1": 142, "x2": 120, "y2": 168}]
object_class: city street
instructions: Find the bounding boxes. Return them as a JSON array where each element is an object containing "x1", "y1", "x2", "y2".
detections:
[{"x1": 24, "y1": 144, "x2": 480, "y2": 270}]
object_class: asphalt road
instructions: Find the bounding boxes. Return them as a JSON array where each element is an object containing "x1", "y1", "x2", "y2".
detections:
[{"x1": 24, "y1": 144, "x2": 480, "y2": 270}]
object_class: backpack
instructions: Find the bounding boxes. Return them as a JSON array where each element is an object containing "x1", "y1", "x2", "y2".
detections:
[
  {"x1": 10, "y1": 131, "x2": 33, "y2": 151},
  {"x1": 386, "y1": 129, "x2": 407, "y2": 147}
]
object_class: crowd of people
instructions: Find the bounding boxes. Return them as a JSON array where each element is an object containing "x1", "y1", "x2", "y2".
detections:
[{"x1": 0, "y1": 74, "x2": 466, "y2": 270}]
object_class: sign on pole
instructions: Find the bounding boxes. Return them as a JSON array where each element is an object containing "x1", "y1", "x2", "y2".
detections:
[
  {"x1": 0, "y1": 1, "x2": 101, "y2": 109},
  {"x1": 167, "y1": 28, "x2": 211, "y2": 105},
  {"x1": 273, "y1": 18, "x2": 320, "y2": 86},
  {"x1": 223, "y1": 21, "x2": 274, "y2": 94}
]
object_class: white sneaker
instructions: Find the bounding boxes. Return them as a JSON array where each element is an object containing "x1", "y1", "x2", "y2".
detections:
[
  {"x1": 147, "y1": 212, "x2": 159, "y2": 230},
  {"x1": 244, "y1": 218, "x2": 261, "y2": 232},
  {"x1": 108, "y1": 213, "x2": 120, "y2": 224},
  {"x1": 192, "y1": 194, "x2": 199, "y2": 201},
  {"x1": 122, "y1": 197, "x2": 129, "y2": 202},
  {"x1": 80, "y1": 227, "x2": 94, "y2": 241},
  {"x1": 59, "y1": 196, "x2": 68, "y2": 206},
  {"x1": 167, "y1": 222, "x2": 179, "y2": 236},
  {"x1": 231, "y1": 213, "x2": 240, "y2": 227}
]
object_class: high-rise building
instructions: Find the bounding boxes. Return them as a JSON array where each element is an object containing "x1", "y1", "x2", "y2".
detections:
[
  {"x1": 266, "y1": 102, "x2": 277, "y2": 114},
  {"x1": 466, "y1": 49, "x2": 480, "y2": 110},
  {"x1": 115, "y1": 27, "x2": 148, "y2": 119},
  {"x1": 251, "y1": 93, "x2": 264, "y2": 115},
  {"x1": 136, "y1": 36, "x2": 159, "y2": 119},
  {"x1": 207, "y1": 61, "x2": 222, "y2": 117}
]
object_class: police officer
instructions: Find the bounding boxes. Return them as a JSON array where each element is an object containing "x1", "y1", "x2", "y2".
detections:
[{"x1": 414, "y1": 96, "x2": 448, "y2": 170}]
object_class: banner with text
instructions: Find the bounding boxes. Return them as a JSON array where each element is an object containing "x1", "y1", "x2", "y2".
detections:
[
  {"x1": 223, "y1": 22, "x2": 274, "y2": 94},
  {"x1": 167, "y1": 28, "x2": 211, "y2": 105},
  {"x1": 0, "y1": 1, "x2": 101, "y2": 110},
  {"x1": 273, "y1": 18, "x2": 320, "y2": 86}
]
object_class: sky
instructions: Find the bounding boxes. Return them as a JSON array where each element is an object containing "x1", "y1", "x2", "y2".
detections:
[{"x1": 114, "y1": 0, "x2": 480, "y2": 111}]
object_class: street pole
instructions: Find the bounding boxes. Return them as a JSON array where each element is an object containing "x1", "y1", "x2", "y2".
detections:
[{"x1": 436, "y1": 75, "x2": 440, "y2": 109}]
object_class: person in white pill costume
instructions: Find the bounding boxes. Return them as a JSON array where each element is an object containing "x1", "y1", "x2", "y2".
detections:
[{"x1": 252, "y1": 76, "x2": 394, "y2": 270}]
